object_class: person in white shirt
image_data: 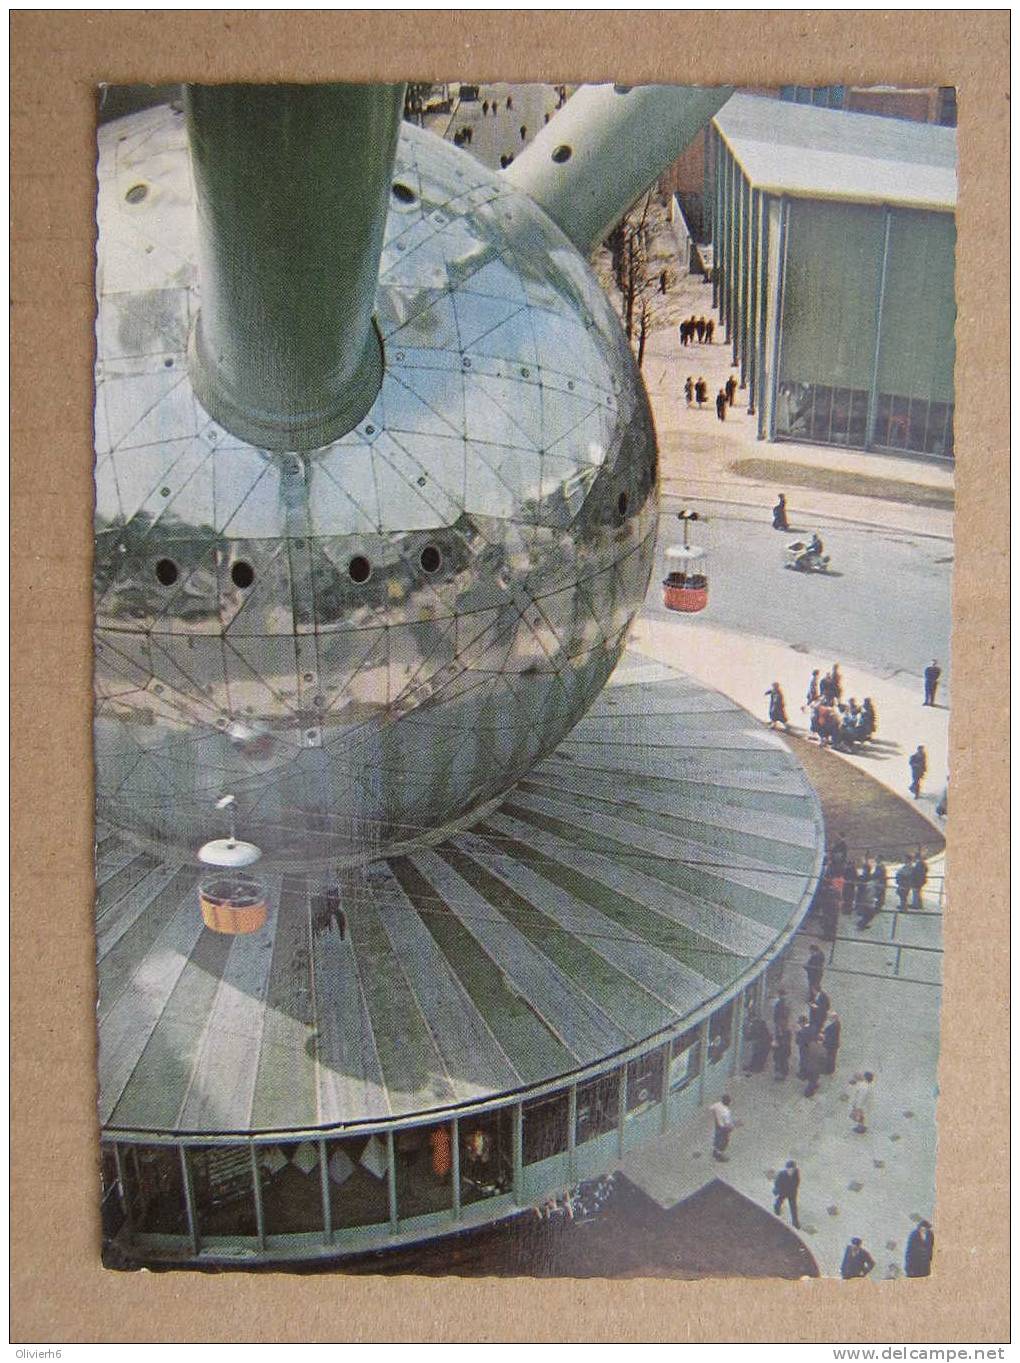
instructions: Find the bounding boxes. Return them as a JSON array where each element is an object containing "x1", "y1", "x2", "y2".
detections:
[
  {"x1": 849, "y1": 1071, "x2": 876, "y2": 1133},
  {"x1": 709, "y1": 1095, "x2": 735, "y2": 1161}
]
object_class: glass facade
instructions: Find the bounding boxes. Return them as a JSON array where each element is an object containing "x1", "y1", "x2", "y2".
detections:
[
  {"x1": 711, "y1": 130, "x2": 956, "y2": 460},
  {"x1": 103, "y1": 989, "x2": 796, "y2": 1262}
]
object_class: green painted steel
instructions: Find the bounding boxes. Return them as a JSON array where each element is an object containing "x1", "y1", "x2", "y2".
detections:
[
  {"x1": 185, "y1": 82, "x2": 404, "y2": 451},
  {"x1": 778, "y1": 200, "x2": 883, "y2": 391},
  {"x1": 878, "y1": 210, "x2": 957, "y2": 404}
]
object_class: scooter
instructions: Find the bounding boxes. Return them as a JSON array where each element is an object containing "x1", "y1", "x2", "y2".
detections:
[{"x1": 785, "y1": 539, "x2": 831, "y2": 573}]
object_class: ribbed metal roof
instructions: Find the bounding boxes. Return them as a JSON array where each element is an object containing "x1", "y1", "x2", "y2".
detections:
[
  {"x1": 97, "y1": 655, "x2": 822, "y2": 1137},
  {"x1": 714, "y1": 93, "x2": 957, "y2": 211}
]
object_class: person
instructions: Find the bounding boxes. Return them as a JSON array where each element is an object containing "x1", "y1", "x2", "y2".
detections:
[
  {"x1": 808, "y1": 986, "x2": 830, "y2": 1035},
  {"x1": 795, "y1": 1016, "x2": 814, "y2": 1080},
  {"x1": 506, "y1": 94, "x2": 513, "y2": 110},
  {"x1": 324, "y1": 883, "x2": 347, "y2": 941},
  {"x1": 830, "y1": 833, "x2": 849, "y2": 872},
  {"x1": 766, "y1": 681, "x2": 789, "y2": 731},
  {"x1": 803, "y1": 1032, "x2": 826, "y2": 1097},
  {"x1": 904, "y1": 1220, "x2": 935, "y2": 1277},
  {"x1": 830, "y1": 662, "x2": 843, "y2": 702},
  {"x1": 923, "y1": 659, "x2": 941, "y2": 706},
  {"x1": 684, "y1": 375, "x2": 694, "y2": 407},
  {"x1": 841, "y1": 861, "x2": 858, "y2": 917},
  {"x1": 659, "y1": 268, "x2": 669, "y2": 295},
  {"x1": 696, "y1": 316, "x2": 706, "y2": 343},
  {"x1": 841, "y1": 1237, "x2": 876, "y2": 1279},
  {"x1": 519, "y1": 123, "x2": 527, "y2": 140},
  {"x1": 773, "y1": 493, "x2": 790, "y2": 531},
  {"x1": 818, "y1": 670, "x2": 836, "y2": 705},
  {"x1": 822, "y1": 1011, "x2": 841, "y2": 1073},
  {"x1": 909, "y1": 851, "x2": 928, "y2": 910},
  {"x1": 715, "y1": 388, "x2": 727, "y2": 421},
  {"x1": 853, "y1": 853, "x2": 873, "y2": 916},
  {"x1": 430, "y1": 1124, "x2": 452, "y2": 1179},
  {"x1": 872, "y1": 857, "x2": 888, "y2": 914},
  {"x1": 909, "y1": 745, "x2": 927, "y2": 798},
  {"x1": 705, "y1": 317, "x2": 715, "y2": 344},
  {"x1": 772, "y1": 1161, "x2": 801, "y2": 1227},
  {"x1": 796, "y1": 532, "x2": 824, "y2": 570},
  {"x1": 856, "y1": 868, "x2": 880, "y2": 930},
  {"x1": 772, "y1": 1024, "x2": 791, "y2": 1080},
  {"x1": 772, "y1": 989, "x2": 791, "y2": 1035},
  {"x1": 695, "y1": 377, "x2": 708, "y2": 408},
  {"x1": 680, "y1": 319, "x2": 690, "y2": 346},
  {"x1": 849, "y1": 1071, "x2": 876, "y2": 1133},
  {"x1": 743, "y1": 1013, "x2": 772, "y2": 1073},
  {"x1": 805, "y1": 668, "x2": 820, "y2": 705},
  {"x1": 709, "y1": 1094, "x2": 735, "y2": 1161},
  {"x1": 725, "y1": 373, "x2": 738, "y2": 406},
  {"x1": 482, "y1": 98, "x2": 489, "y2": 114},
  {"x1": 895, "y1": 857, "x2": 913, "y2": 912},
  {"x1": 805, "y1": 943, "x2": 825, "y2": 996},
  {"x1": 860, "y1": 696, "x2": 877, "y2": 740}
]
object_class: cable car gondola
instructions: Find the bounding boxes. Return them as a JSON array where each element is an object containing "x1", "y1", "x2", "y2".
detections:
[{"x1": 662, "y1": 509, "x2": 709, "y2": 613}]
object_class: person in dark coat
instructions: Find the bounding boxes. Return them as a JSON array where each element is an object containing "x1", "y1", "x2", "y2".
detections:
[
  {"x1": 743, "y1": 1014, "x2": 772, "y2": 1073},
  {"x1": 923, "y1": 660, "x2": 941, "y2": 706},
  {"x1": 482, "y1": 99, "x2": 489, "y2": 114},
  {"x1": 830, "y1": 663, "x2": 843, "y2": 702},
  {"x1": 842, "y1": 861, "x2": 858, "y2": 916},
  {"x1": 519, "y1": 124, "x2": 527, "y2": 140},
  {"x1": 772, "y1": 1024, "x2": 791, "y2": 1080},
  {"x1": 860, "y1": 696, "x2": 877, "y2": 740},
  {"x1": 818, "y1": 670, "x2": 836, "y2": 705},
  {"x1": 822, "y1": 1011, "x2": 841, "y2": 1073},
  {"x1": 841, "y1": 1238, "x2": 876, "y2": 1279},
  {"x1": 795, "y1": 1016, "x2": 814, "y2": 1079},
  {"x1": 909, "y1": 851, "x2": 928, "y2": 910},
  {"x1": 909, "y1": 745, "x2": 927, "y2": 798},
  {"x1": 772, "y1": 989, "x2": 791, "y2": 1035},
  {"x1": 725, "y1": 373, "x2": 738, "y2": 406},
  {"x1": 805, "y1": 943, "x2": 825, "y2": 996},
  {"x1": 904, "y1": 1220, "x2": 934, "y2": 1277},
  {"x1": 684, "y1": 375, "x2": 694, "y2": 407},
  {"x1": 704, "y1": 317, "x2": 715, "y2": 344},
  {"x1": 872, "y1": 858, "x2": 888, "y2": 913},
  {"x1": 715, "y1": 389, "x2": 727, "y2": 421},
  {"x1": 695, "y1": 377, "x2": 708, "y2": 408},
  {"x1": 659, "y1": 268, "x2": 669, "y2": 294},
  {"x1": 808, "y1": 987, "x2": 830, "y2": 1034},
  {"x1": 773, "y1": 493, "x2": 790, "y2": 531},
  {"x1": 830, "y1": 833, "x2": 848, "y2": 873},
  {"x1": 696, "y1": 316, "x2": 706, "y2": 343},
  {"x1": 766, "y1": 682, "x2": 789, "y2": 730},
  {"x1": 772, "y1": 1161, "x2": 801, "y2": 1227}
]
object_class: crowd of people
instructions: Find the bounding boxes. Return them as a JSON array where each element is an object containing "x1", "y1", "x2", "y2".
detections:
[
  {"x1": 679, "y1": 314, "x2": 715, "y2": 346},
  {"x1": 813, "y1": 831, "x2": 930, "y2": 938},
  {"x1": 802, "y1": 665, "x2": 879, "y2": 751}
]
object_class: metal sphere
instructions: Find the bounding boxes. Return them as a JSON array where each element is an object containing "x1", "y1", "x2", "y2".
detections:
[{"x1": 94, "y1": 106, "x2": 659, "y2": 864}]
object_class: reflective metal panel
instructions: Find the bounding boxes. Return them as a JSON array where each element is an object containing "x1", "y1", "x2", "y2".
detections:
[{"x1": 94, "y1": 106, "x2": 658, "y2": 864}]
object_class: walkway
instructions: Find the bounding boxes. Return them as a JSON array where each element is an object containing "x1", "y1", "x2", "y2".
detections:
[{"x1": 622, "y1": 613, "x2": 944, "y2": 1278}]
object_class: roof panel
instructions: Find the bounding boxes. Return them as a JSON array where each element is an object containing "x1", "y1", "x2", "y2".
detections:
[{"x1": 714, "y1": 93, "x2": 957, "y2": 211}]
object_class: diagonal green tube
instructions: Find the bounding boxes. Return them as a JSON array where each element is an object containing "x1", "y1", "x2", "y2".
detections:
[
  {"x1": 505, "y1": 83, "x2": 733, "y2": 255},
  {"x1": 185, "y1": 82, "x2": 405, "y2": 452}
]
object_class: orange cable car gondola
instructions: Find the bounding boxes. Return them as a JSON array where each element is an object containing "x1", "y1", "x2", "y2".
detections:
[
  {"x1": 196, "y1": 795, "x2": 267, "y2": 934},
  {"x1": 662, "y1": 509, "x2": 709, "y2": 613}
]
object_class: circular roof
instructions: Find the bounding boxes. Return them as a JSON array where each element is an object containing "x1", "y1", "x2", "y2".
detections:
[{"x1": 97, "y1": 655, "x2": 821, "y2": 1138}]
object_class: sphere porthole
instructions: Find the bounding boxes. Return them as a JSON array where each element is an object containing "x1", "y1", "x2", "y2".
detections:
[
  {"x1": 231, "y1": 561, "x2": 255, "y2": 589},
  {"x1": 348, "y1": 555, "x2": 372, "y2": 584},
  {"x1": 155, "y1": 558, "x2": 179, "y2": 587},
  {"x1": 419, "y1": 544, "x2": 442, "y2": 574}
]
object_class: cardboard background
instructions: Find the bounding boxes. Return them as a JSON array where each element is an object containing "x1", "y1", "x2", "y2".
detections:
[{"x1": 10, "y1": 9, "x2": 1009, "y2": 1343}]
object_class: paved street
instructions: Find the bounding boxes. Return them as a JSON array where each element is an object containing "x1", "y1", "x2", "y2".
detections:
[
  {"x1": 653, "y1": 498, "x2": 953, "y2": 700},
  {"x1": 444, "y1": 83, "x2": 561, "y2": 171}
]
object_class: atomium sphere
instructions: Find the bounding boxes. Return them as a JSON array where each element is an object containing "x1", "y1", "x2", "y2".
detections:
[{"x1": 93, "y1": 105, "x2": 659, "y2": 865}]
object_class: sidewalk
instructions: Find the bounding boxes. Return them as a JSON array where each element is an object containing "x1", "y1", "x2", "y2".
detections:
[
  {"x1": 617, "y1": 227, "x2": 955, "y2": 540},
  {"x1": 620, "y1": 611, "x2": 945, "y2": 1277}
]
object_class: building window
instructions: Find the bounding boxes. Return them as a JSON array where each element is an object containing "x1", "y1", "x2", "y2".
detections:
[
  {"x1": 393, "y1": 1122, "x2": 453, "y2": 1219},
  {"x1": 522, "y1": 1092, "x2": 570, "y2": 1165},
  {"x1": 575, "y1": 1072, "x2": 620, "y2": 1145},
  {"x1": 669, "y1": 1026, "x2": 702, "y2": 1092},
  {"x1": 256, "y1": 1141, "x2": 325, "y2": 1237},
  {"x1": 187, "y1": 1145, "x2": 258, "y2": 1240},
  {"x1": 626, "y1": 1050, "x2": 664, "y2": 1116},
  {"x1": 119, "y1": 1144, "x2": 189, "y2": 1237},
  {"x1": 323, "y1": 1135, "x2": 390, "y2": 1229},
  {"x1": 708, "y1": 1002, "x2": 735, "y2": 1065},
  {"x1": 459, "y1": 1110, "x2": 514, "y2": 1206}
]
